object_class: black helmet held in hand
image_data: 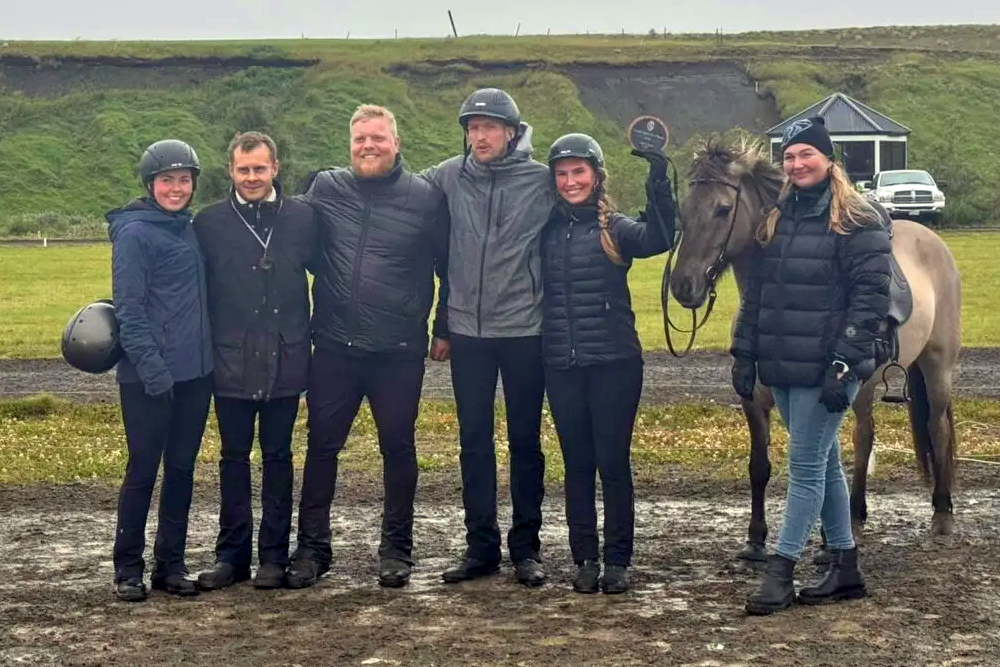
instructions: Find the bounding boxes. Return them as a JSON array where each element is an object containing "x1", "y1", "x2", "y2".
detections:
[
  {"x1": 547, "y1": 133, "x2": 605, "y2": 172},
  {"x1": 61, "y1": 300, "x2": 124, "y2": 374},
  {"x1": 138, "y1": 139, "x2": 201, "y2": 189},
  {"x1": 458, "y1": 88, "x2": 521, "y2": 128}
]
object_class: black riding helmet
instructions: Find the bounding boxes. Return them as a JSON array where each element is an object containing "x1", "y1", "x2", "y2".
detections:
[
  {"x1": 547, "y1": 133, "x2": 605, "y2": 172},
  {"x1": 458, "y1": 88, "x2": 521, "y2": 128},
  {"x1": 138, "y1": 139, "x2": 201, "y2": 192},
  {"x1": 61, "y1": 299, "x2": 124, "y2": 374}
]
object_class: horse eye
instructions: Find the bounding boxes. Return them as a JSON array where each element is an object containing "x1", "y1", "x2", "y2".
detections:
[{"x1": 716, "y1": 205, "x2": 732, "y2": 218}]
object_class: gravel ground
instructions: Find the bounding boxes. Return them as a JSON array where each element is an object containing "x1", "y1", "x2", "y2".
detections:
[{"x1": 3, "y1": 348, "x2": 1000, "y2": 405}]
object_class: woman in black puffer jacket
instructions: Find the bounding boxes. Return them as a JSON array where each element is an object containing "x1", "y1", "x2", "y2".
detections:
[
  {"x1": 541, "y1": 134, "x2": 675, "y2": 595},
  {"x1": 730, "y1": 117, "x2": 892, "y2": 616}
]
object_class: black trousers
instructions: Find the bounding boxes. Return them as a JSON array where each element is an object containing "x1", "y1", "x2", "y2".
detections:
[
  {"x1": 294, "y1": 346, "x2": 425, "y2": 566},
  {"x1": 449, "y1": 334, "x2": 546, "y2": 564},
  {"x1": 113, "y1": 375, "x2": 213, "y2": 581},
  {"x1": 544, "y1": 358, "x2": 642, "y2": 566},
  {"x1": 212, "y1": 395, "x2": 300, "y2": 568}
]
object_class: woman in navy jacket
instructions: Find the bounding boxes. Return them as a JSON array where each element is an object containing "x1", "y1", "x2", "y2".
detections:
[
  {"x1": 107, "y1": 139, "x2": 214, "y2": 601},
  {"x1": 541, "y1": 134, "x2": 675, "y2": 594}
]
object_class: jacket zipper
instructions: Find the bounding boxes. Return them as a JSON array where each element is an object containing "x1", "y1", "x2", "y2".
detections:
[
  {"x1": 563, "y1": 216, "x2": 577, "y2": 366},
  {"x1": 476, "y1": 171, "x2": 496, "y2": 337},
  {"x1": 348, "y1": 197, "x2": 373, "y2": 346}
]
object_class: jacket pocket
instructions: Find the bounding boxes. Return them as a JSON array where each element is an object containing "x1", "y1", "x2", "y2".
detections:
[
  {"x1": 213, "y1": 341, "x2": 245, "y2": 394},
  {"x1": 276, "y1": 332, "x2": 311, "y2": 395}
]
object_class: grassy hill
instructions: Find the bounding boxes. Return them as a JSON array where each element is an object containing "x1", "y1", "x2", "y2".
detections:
[{"x1": 2, "y1": 26, "x2": 1000, "y2": 230}]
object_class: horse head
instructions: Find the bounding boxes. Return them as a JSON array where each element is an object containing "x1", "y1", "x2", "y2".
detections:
[{"x1": 668, "y1": 134, "x2": 784, "y2": 309}]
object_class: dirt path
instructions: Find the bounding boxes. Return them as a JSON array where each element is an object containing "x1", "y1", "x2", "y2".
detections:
[
  {"x1": 1, "y1": 477, "x2": 998, "y2": 667},
  {"x1": 3, "y1": 347, "x2": 1000, "y2": 405}
]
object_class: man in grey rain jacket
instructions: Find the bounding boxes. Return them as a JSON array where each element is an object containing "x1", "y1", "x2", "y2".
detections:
[{"x1": 422, "y1": 87, "x2": 555, "y2": 586}]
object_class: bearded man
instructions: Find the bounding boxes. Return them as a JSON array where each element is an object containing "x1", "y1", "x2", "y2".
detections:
[{"x1": 286, "y1": 105, "x2": 450, "y2": 589}]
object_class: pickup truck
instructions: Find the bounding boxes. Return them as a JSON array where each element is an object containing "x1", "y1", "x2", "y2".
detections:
[{"x1": 860, "y1": 169, "x2": 946, "y2": 223}]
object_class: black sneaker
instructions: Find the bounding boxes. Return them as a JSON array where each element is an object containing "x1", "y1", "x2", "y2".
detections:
[
  {"x1": 253, "y1": 563, "x2": 287, "y2": 590},
  {"x1": 115, "y1": 577, "x2": 148, "y2": 602},
  {"x1": 441, "y1": 557, "x2": 500, "y2": 583},
  {"x1": 196, "y1": 562, "x2": 251, "y2": 591},
  {"x1": 600, "y1": 565, "x2": 630, "y2": 594},
  {"x1": 573, "y1": 560, "x2": 600, "y2": 594},
  {"x1": 378, "y1": 558, "x2": 412, "y2": 588},
  {"x1": 514, "y1": 558, "x2": 547, "y2": 587},
  {"x1": 285, "y1": 557, "x2": 329, "y2": 589},
  {"x1": 151, "y1": 572, "x2": 199, "y2": 597}
]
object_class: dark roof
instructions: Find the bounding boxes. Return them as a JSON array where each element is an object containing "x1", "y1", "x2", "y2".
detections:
[{"x1": 766, "y1": 92, "x2": 911, "y2": 138}]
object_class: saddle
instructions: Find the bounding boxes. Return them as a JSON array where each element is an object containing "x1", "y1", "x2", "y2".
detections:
[{"x1": 871, "y1": 210, "x2": 913, "y2": 403}]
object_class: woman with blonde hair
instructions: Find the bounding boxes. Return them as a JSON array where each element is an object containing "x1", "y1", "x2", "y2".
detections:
[
  {"x1": 541, "y1": 134, "x2": 675, "y2": 594},
  {"x1": 730, "y1": 117, "x2": 892, "y2": 615}
]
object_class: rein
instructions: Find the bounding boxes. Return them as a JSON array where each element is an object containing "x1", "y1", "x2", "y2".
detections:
[{"x1": 661, "y1": 177, "x2": 747, "y2": 358}]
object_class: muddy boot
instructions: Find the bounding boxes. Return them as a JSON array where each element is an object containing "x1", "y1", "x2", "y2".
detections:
[
  {"x1": 253, "y1": 563, "x2": 287, "y2": 590},
  {"x1": 572, "y1": 560, "x2": 600, "y2": 594},
  {"x1": 285, "y1": 557, "x2": 329, "y2": 589},
  {"x1": 745, "y1": 554, "x2": 796, "y2": 615},
  {"x1": 151, "y1": 572, "x2": 199, "y2": 597},
  {"x1": 197, "y1": 562, "x2": 251, "y2": 591},
  {"x1": 600, "y1": 565, "x2": 630, "y2": 595},
  {"x1": 378, "y1": 558, "x2": 412, "y2": 588},
  {"x1": 798, "y1": 547, "x2": 867, "y2": 605},
  {"x1": 514, "y1": 558, "x2": 547, "y2": 587},
  {"x1": 115, "y1": 577, "x2": 148, "y2": 602},
  {"x1": 441, "y1": 557, "x2": 500, "y2": 584}
]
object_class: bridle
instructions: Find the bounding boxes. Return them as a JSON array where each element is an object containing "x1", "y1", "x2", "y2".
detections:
[{"x1": 661, "y1": 177, "x2": 749, "y2": 357}]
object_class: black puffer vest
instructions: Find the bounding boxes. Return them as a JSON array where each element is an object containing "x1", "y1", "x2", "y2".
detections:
[{"x1": 540, "y1": 203, "x2": 671, "y2": 369}]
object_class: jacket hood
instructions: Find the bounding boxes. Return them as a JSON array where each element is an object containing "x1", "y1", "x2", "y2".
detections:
[
  {"x1": 464, "y1": 122, "x2": 539, "y2": 175},
  {"x1": 106, "y1": 198, "x2": 192, "y2": 242}
]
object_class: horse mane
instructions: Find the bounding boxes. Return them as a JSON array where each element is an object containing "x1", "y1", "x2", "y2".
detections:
[{"x1": 690, "y1": 133, "x2": 785, "y2": 208}]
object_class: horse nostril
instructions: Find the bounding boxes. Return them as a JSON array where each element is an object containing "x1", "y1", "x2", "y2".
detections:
[{"x1": 673, "y1": 276, "x2": 694, "y2": 302}]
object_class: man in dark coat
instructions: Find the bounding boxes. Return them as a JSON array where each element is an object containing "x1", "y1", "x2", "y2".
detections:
[
  {"x1": 193, "y1": 132, "x2": 318, "y2": 591},
  {"x1": 286, "y1": 105, "x2": 450, "y2": 589}
]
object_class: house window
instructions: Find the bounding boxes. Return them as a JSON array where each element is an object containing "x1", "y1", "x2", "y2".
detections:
[
  {"x1": 880, "y1": 141, "x2": 907, "y2": 172},
  {"x1": 835, "y1": 141, "x2": 875, "y2": 182}
]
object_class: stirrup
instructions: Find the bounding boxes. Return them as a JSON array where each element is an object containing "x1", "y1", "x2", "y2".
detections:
[{"x1": 880, "y1": 362, "x2": 909, "y2": 404}]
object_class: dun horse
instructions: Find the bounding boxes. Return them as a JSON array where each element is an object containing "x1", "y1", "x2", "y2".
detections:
[{"x1": 667, "y1": 135, "x2": 962, "y2": 564}]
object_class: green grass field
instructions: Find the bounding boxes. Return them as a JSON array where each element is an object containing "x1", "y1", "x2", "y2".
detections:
[
  {"x1": 3, "y1": 393, "x2": 999, "y2": 486},
  {"x1": 0, "y1": 230, "x2": 997, "y2": 359},
  {"x1": 4, "y1": 27, "x2": 1000, "y2": 229}
]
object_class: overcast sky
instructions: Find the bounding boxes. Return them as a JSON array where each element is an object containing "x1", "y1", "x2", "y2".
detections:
[{"x1": 3, "y1": 0, "x2": 999, "y2": 41}]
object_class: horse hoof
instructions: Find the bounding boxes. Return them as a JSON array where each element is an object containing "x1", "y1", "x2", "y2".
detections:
[
  {"x1": 931, "y1": 512, "x2": 954, "y2": 536},
  {"x1": 737, "y1": 543, "x2": 768, "y2": 565},
  {"x1": 851, "y1": 521, "x2": 865, "y2": 544}
]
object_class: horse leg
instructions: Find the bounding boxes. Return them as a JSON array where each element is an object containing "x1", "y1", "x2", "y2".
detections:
[
  {"x1": 738, "y1": 388, "x2": 774, "y2": 565},
  {"x1": 849, "y1": 380, "x2": 878, "y2": 542},
  {"x1": 912, "y1": 354, "x2": 957, "y2": 535}
]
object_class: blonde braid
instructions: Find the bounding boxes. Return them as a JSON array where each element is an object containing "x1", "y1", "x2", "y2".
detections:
[{"x1": 596, "y1": 169, "x2": 626, "y2": 266}]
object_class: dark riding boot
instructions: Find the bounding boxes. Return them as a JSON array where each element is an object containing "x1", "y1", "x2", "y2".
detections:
[
  {"x1": 798, "y1": 547, "x2": 867, "y2": 605},
  {"x1": 745, "y1": 554, "x2": 796, "y2": 615}
]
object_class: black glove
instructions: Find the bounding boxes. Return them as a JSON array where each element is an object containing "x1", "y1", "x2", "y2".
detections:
[
  {"x1": 630, "y1": 149, "x2": 668, "y2": 184},
  {"x1": 819, "y1": 361, "x2": 856, "y2": 413},
  {"x1": 731, "y1": 356, "x2": 757, "y2": 400}
]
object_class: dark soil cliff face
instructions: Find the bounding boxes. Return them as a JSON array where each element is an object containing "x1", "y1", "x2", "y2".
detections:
[
  {"x1": 562, "y1": 61, "x2": 782, "y2": 145},
  {"x1": 0, "y1": 55, "x2": 315, "y2": 97},
  {"x1": 1, "y1": 56, "x2": 781, "y2": 149}
]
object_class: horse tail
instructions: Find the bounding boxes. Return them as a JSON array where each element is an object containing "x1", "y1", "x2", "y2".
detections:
[{"x1": 907, "y1": 365, "x2": 934, "y2": 483}]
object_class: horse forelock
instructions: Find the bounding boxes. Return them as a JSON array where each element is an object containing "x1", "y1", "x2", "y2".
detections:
[{"x1": 690, "y1": 135, "x2": 781, "y2": 187}]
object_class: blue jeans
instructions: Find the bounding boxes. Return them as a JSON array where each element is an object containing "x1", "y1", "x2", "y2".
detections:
[{"x1": 772, "y1": 383, "x2": 859, "y2": 561}]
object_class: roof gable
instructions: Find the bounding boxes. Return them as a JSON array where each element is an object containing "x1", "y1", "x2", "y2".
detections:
[{"x1": 766, "y1": 92, "x2": 911, "y2": 137}]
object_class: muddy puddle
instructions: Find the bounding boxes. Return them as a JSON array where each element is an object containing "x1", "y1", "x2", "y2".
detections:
[{"x1": 2, "y1": 485, "x2": 999, "y2": 666}]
